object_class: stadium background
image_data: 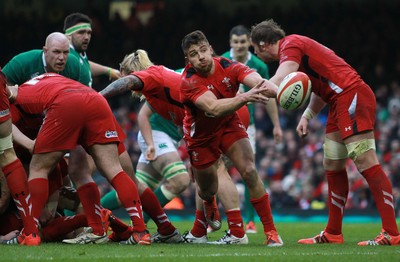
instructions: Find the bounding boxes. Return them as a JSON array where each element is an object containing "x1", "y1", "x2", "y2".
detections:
[{"x1": 0, "y1": 0, "x2": 399, "y2": 220}]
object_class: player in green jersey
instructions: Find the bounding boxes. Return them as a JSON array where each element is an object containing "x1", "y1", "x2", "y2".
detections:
[
  {"x1": 2, "y1": 32, "x2": 86, "y2": 85},
  {"x1": 63, "y1": 13, "x2": 121, "y2": 87}
]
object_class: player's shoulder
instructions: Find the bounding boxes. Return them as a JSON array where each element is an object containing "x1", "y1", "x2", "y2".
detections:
[
  {"x1": 249, "y1": 54, "x2": 267, "y2": 68},
  {"x1": 66, "y1": 53, "x2": 81, "y2": 66},
  {"x1": 220, "y1": 50, "x2": 231, "y2": 59},
  {"x1": 12, "y1": 49, "x2": 42, "y2": 62},
  {"x1": 217, "y1": 56, "x2": 237, "y2": 69}
]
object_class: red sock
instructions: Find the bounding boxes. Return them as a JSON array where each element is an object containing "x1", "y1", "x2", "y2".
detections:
[
  {"x1": 140, "y1": 188, "x2": 175, "y2": 235},
  {"x1": 111, "y1": 171, "x2": 146, "y2": 232},
  {"x1": 250, "y1": 193, "x2": 276, "y2": 233},
  {"x1": 362, "y1": 164, "x2": 399, "y2": 236},
  {"x1": 3, "y1": 159, "x2": 38, "y2": 235},
  {"x1": 41, "y1": 214, "x2": 88, "y2": 242},
  {"x1": 77, "y1": 182, "x2": 103, "y2": 235},
  {"x1": 109, "y1": 214, "x2": 130, "y2": 233},
  {"x1": 191, "y1": 210, "x2": 207, "y2": 237},
  {"x1": 226, "y1": 209, "x2": 245, "y2": 238},
  {"x1": 325, "y1": 169, "x2": 348, "y2": 235}
]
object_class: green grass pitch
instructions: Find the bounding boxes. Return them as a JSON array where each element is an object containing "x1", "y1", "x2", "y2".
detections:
[{"x1": 1, "y1": 221, "x2": 399, "y2": 261}]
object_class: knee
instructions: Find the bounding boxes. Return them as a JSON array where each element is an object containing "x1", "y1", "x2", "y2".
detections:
[
  {"x1": 198, "y1": 190, "x2": 216, "y2": 202},
  {"x1": 240, "y1": 165, "x2": 258, "y2": 187},
  {"x1": 164, "y1": 173, "x2": 191, "y2": 194}
]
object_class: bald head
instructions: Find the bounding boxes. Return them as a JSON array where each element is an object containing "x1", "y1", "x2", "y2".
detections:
[
  {"x1": 43, "y1": 32, "x2": 71, "y2": 73},
  {"x1": 45, "y1": 32, "x2": 69, "y2": 48}
]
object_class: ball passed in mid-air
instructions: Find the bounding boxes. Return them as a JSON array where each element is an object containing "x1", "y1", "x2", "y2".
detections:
[{"x1": 277, "y1": 72, "x2": 311, "y2": 110}]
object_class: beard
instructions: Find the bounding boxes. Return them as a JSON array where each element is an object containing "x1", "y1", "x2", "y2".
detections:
[{"x1": 195, "y1": 61, "x2": 213, "y2": 75}]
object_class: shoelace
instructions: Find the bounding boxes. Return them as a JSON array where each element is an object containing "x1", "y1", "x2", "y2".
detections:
[{"x1": 215, "y1": 231, "x2": 232, "y2": 243}]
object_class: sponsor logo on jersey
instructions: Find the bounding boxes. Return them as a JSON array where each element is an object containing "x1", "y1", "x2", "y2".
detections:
[
  {"x1": 105, "y1": 130, "x2": 118, "y2": 138},
  {"x1": 159, "y1": 143, "x2": 168, "y2": 149}
]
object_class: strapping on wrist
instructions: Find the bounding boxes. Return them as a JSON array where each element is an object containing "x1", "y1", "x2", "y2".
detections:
[{"x1": 302, "y1": 108, "x2": 316, "y2": 120}]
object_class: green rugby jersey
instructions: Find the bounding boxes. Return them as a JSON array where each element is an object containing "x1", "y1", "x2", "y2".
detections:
[
  {"x1": 69, "y1": 47, "x2": 92, "y2": 87},
  {"x1": 2, "y1": 49, "x2": 85, "y2": 85}
]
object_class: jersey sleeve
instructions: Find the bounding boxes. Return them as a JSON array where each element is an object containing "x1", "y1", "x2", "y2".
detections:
[
  {"x1": 279, "y1": 36, "x2": 305, "y2": 64},
  {"x1": 231, "y1": 61, "x2": 255, "y2": 83},
  {"x1": 180, "y1": 74, "x2": 207, "y2": 104},
  {"x1": 132, "y1": 66, "x2": 165, "y2": 95},
  {"x1": 2, "y1": 57, "x2": 24, "y2": 85}
]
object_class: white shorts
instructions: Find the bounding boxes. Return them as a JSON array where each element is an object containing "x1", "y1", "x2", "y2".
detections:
[
  {"x1": 247, "y1": 124, "x2": 256, "y2": 154},
  {"x1": 137, "y1": 130, "x2": 179, "y2": 163}
]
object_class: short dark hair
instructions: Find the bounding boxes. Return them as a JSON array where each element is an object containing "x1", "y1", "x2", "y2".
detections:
[
  {"x1": 229, "y1": 25, "x2": 250, "y2": 38},
  {"x1": 63, "y1": 13, "x2": 92, "y2": 32},
  {"x1": 250, "y1": 19, "x2": 286, "y2": 45},
  {"x1": 181, "y1": 30, "x2": 209, "y2": 54}
]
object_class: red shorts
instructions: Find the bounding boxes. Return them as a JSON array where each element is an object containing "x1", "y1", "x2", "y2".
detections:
[
  {"x1": 34, "y1": 93, "x2": 120, "y2": 153},
  {"x1": 326, "y1": 83, "x2": 376, "y2": 139},
  {"x1": 113, "y1": 118, "x2": 127, "y2": 155},
  {"x1": 185, "y1": 115, "x2": 248, "y2": 169},
  {"x1": 0, "y1": 71, "x2": 10, "y2": 124},
  {"x1": 237, "y1": 105, "x2": 250, "y2": 130}
]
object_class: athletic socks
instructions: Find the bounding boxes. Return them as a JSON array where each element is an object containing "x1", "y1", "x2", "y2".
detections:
[
  {"x1": 140, "y1": 188, "x2": 176, "y2": 235},
  {"x1": 41, "y1": 214, "x2": 88, "y2": 242},
  {"x1": 190, "y1": 210, "x2": 207, "y2": 237},
  {"x1": 250, "y1": 193, "x2": 276, "y2": 233},
  {"x1": 225, "y1": 209, "x2": 245, "y2": 238},
  {"x1": 362, "y1": 164, "x2": 399, "y2": 236},
  {"x1": 111, "y1": 171, "x2": 146, "y2": 232},
  {"x1": 100, "y1": 190, "x2": 121, "y2": 210},
  {"x1": 3, "y1": 160, "x2": 39, "y2": 235},
  {"x1": 325, "y1": 169, "x2": 348, "y2": 235},
  {"x1": 77, "y1": 182, "x2": 103, "y2": 235}
]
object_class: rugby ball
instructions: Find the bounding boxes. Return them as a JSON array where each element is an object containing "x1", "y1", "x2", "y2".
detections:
[{"x1": 277, "y1": 72, "x2": 311, "y2": 110}]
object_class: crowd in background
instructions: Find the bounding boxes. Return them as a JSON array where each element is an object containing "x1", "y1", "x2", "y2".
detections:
[{"x1": 1, "y1": 0, "x2": 399, "y2": 216}]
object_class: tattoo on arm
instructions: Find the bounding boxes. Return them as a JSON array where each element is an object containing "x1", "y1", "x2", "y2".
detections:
[{"x1": 99, "y1": 75, "x2": 143, "y2": 98}]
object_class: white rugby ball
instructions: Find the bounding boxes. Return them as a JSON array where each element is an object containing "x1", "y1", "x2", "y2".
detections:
[{"x1": 277, "y1": 72, "x2": 311, "y2": 110}]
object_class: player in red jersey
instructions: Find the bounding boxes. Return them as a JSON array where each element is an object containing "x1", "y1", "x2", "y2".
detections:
[
  {"x1": 0, "y1": 70, "x2": 40, "y2": 245},
  {"x1": 7, "y1": 74, "x2": 150, "y2": 245},
  {"x1": 100, "y1": 49, "x2": 253, "y2": 244},
  {"x1": 180, "y1": 30, "x2": 283, "y2": 246},
  {"x1": 250, "y1": 19, "x2": 400, "y2": 246}
]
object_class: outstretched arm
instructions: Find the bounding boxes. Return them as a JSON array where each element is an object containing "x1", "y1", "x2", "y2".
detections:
[
  {"x1": 137, "y1": 103, "x2": 156, "y2": 161},
  {"x1": 99, "y1": 75, "x2": 144, "y2": 98},
  {"x1": 195, "y1": 79, "x2": 270, "y2": 118},
  {"x1": 89, "y1": 61, "x2": 121, "y2": 81}
]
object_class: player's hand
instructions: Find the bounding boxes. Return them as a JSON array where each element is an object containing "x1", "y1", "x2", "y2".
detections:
[
  {"x1": 258, "y1": 79, "x2": 278, "y2": 98},
  {"x1": 145, "y1": 145, "x2": 156, "y2": 161},
  {"x1": 108, "y1": 68, "x2": 121, "y2": 81},
  {"x1": 243, "y1": 80, "x2": 270, "y2": 103},
  {"x1": 296, "y1": 117, "x2": 309, "y2": 137}
]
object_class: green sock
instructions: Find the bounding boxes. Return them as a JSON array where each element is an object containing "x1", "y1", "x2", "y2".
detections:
[
  {"x1": 153, "y1": 187, "x2": 171, "y2": 207},
  {"x1": 100, "y1": 190, "x2": 121, "y2": 210}
]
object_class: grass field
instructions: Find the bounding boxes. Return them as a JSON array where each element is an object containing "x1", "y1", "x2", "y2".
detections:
[{"x1": 1, "y1": 221, "x2": 399, "y2": 262}]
